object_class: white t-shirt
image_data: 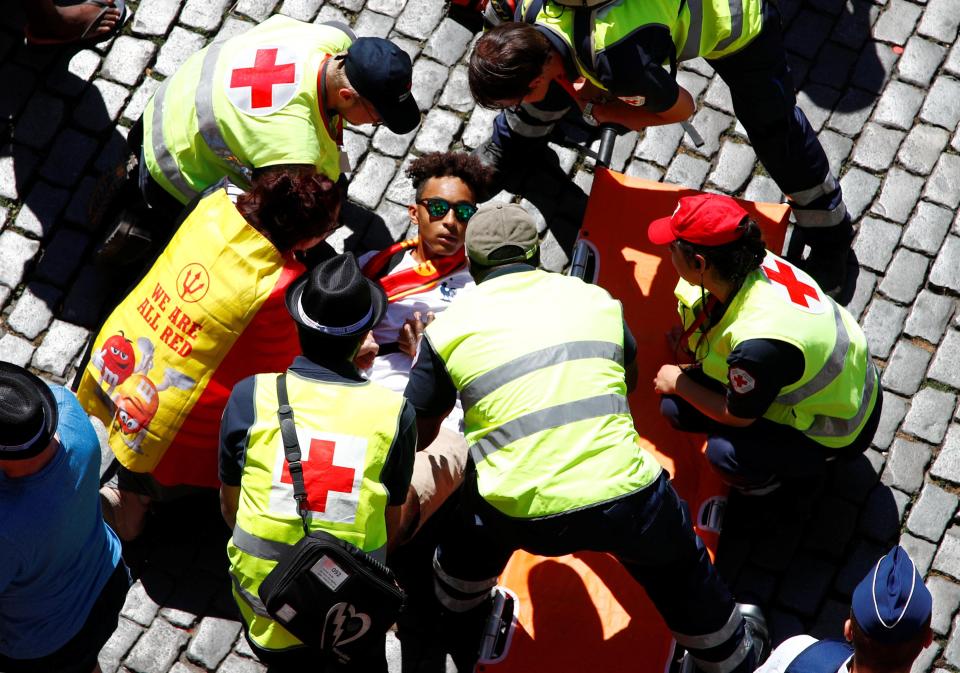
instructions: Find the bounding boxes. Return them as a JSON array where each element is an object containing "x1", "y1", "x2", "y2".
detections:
[
  {"x1": 358, "y1": 248, "x2": 474, "y2": 431},
  {"x1": 756, "y1": 636, "x2": 851, "y2": 673}
]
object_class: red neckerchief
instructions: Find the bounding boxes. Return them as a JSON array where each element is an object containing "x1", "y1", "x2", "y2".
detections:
[
  {"x1": 678, "y1": 295, "x2": 719, "y2": 357},
  {"x1": 317, "y1": 56, "x2": 343, "y2": 146},
  {"x1": 361, "y1": 238, "x2": 467, "y2": 303}
]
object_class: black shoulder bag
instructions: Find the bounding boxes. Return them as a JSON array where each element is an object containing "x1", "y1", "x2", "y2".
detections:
[{"x1": 257, "y1": 373, "x2": 405, "y2": 666}]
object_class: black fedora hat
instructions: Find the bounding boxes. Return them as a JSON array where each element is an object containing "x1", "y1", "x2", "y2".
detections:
[
  {"x1": 286, "y1": 254, "x2": 387, "y2": 338},
  {"x1": 0, "y1": 362, "x2": 58, "y2": 461}
]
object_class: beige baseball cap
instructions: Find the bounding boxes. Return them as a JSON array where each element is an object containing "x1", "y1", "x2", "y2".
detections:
[{"x1": 465, "y1": 203, "x2": 539, "y2": 266}]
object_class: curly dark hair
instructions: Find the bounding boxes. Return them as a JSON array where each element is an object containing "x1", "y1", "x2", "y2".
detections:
[
  {"x1": 674, "y1": 218, "x2": 767, "y2": 290},
  {"x1": 237, "y1": 165, "x2": 341, "y2": 253},
  {"x1": 406, "y1": 152, "x2": 494, "y2": 201},
  {"x1": 468, "y1": 23, "x2": 553, "y2": 109}
]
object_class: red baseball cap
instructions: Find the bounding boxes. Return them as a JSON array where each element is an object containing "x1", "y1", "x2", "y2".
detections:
[{"x1": 647, "y1": 193, "x2": 749, "y2": 246}]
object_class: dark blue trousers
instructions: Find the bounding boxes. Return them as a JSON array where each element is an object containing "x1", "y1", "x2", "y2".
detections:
[{"x1": 434, "y1": 471, "x2": 756, "y2": 672}]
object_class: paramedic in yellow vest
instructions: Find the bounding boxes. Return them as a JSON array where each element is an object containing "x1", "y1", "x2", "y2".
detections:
[
  {"x1": 650, "y1": 194, "x2": 881, "y2": 495},
  {"x1": 468, "y1": 0, "x2": 854, "y2": 297},
  {"x1": 103, "y1": 15, "x2": 419, "y2": 257},
  {"x1": 404, "y1": 203, "x2": 768, "y2": 673},
  {"x1": 219, "y1": 254, "x2": 416, "y2": 672}
]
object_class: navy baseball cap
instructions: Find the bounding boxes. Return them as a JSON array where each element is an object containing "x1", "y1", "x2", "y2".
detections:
[
  {"x1": 344, "y1": 38, "x2": 420, "y2": 135},
  {"x1": 852, "y1": 546, "x2": 932, "y2": 643}
]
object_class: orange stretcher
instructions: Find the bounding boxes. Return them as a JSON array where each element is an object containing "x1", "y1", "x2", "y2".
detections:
[{"x1": 476, "y1": 167, "x2": 790, "y2": 673}]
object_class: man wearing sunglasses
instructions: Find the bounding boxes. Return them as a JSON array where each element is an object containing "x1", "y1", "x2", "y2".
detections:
[{"x1": 358, "y1": 151, "x2": 493, "y2": 536}]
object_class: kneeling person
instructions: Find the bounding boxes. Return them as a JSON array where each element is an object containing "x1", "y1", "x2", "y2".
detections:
[{"x1": 219, "y1": 255, "x2": 417, "y2": 671}]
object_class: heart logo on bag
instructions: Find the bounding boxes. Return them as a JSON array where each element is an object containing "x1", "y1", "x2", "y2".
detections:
[{"x1": 325, "y1": 602, "x2": 372, "y2": 648}]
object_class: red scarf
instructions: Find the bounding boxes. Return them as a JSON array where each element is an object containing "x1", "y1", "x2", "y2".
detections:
[{"x1": 362, "y1": 238, "x2": 467, "y2": 302}]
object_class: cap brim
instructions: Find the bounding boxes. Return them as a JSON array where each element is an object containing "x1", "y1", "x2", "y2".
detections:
[
  {"x1": 377, "y1": 95, "x2": 421, "y2": 135},
  {"x1": 647, "y1": 215, "x2": 678, "y2": 245},
  {"x1": 285, "y1": 275, "x2": 388, "y2": 339},
  {"x1": 0, "y1": 361, "x2": 58, "y2": 460}
]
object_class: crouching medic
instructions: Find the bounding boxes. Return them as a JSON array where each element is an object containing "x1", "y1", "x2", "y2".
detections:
[{"x1": 218, "y1": 255, "x2": 417, "y2": 672}]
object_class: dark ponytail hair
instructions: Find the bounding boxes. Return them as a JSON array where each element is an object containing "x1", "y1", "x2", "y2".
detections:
[
  {"x1": 237, "y1": 165, "x2": 341, "y2": 254},
  {"x1": 674, "y1": 218, "x2": 766, "y2": 290}
]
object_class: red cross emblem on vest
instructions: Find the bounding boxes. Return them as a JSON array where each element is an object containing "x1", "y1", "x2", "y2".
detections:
[
  {"x1": 226, "y1": 46, "x2": 301, "y2": 117},
  {"x1": 280, "y1": 438, "x2": 358, "y2": 513},
  {"x1": 761, "y1": 257, "x2": 823, "y2": 312}
]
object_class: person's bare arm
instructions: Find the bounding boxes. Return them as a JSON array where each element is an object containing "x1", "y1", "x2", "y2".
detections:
[
  {"x1": 220, "y1": 484, "x2": 241, "y2": 529},
  {"x1": 653, "y1": 364, "x2": 755, "y2": 427},
  {"x1": 592, "y1": 87, "x2": 695, "y2": 130}
]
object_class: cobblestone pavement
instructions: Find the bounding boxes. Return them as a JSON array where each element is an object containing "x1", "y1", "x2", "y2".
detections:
[{"x1": 0, "y1": 0, "x2": 959, "y2": 670}]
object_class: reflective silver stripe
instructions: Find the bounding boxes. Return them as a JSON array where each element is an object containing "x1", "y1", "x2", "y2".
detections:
[
  {"x1": 433, "y1": 578, "x2": 493, "y2": 612},
  {"x1": 690, "y1": 630, "x2": 752, "y2": 673},
  {"x1": 788, "y1": 174, "x2": 839, "y2": 207},
  {"x1": 231, "y1": 573, "x2": 272, "y2": 617},
  {"x1": 196, "y1": 41, "x2": 254, "y2": 184},
  {"x1": 680, "y1": 0, "x2": 704, "y2": 60},
  {"x1": 151, "y1": 79, "x2": 199, "y2": 202},
  {"x1": 791, "y1": 201, "x2": 848, "y2": 228},
  {"x1": 317, "y1": 20, "x2": 358, "y2": 41},
  {"x1": 805, "y1": 361, "x2": 878, "y2": 439},
  {"x1": 232, "y1": 525, "x2": 291, "y2": 562},
  {"x1": 673, "y1": 605, "x2": 743, "y2": 650},
  {"x1": 470, "y1": 394, "x2": 630, "y2": 463},
  {"x1": 775, "y1": 301, "x2": 848, "y2": 406},
  {"x1": 461, "y1": 341, "x2": 624, "y2": 411},
  {"x1": 521, "y1": 103, "x2": 570, "y2": 123},
  {"x1": 712, "y1": 0, "x2": 744, "y2": 52},
  {"x1": 433, "y1": 550, "x2": 499, "y2": 595},
  {"x1": 505, "y1": 108, "x2": 555, "y2": 138}
]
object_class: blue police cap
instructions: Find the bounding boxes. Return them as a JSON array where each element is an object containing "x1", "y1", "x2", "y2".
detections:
[{"x1": 851, "y1": 546, "x2": 932, "y2": 643}]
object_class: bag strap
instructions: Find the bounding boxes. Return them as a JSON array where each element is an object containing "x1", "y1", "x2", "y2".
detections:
[{"x1": 276, "y1": 373, "x2": 311, "y2": 535}]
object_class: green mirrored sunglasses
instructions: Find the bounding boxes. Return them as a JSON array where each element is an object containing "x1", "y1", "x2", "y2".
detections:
[{"x1": 419, "y1": 198, "x2": 478, "y2": 224}]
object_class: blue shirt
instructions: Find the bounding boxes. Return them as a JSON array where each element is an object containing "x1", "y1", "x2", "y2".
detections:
[{"x1": 0, "y1": 386, "x2": 122, "y2": 659}]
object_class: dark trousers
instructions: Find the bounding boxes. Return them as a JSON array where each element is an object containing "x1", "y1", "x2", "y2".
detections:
[
  {"x1": 434, "y1": 472, "x2": 755, "y2": 672},
  {"x1": 659, "y1": 374, "x2": 882, "y2": 489},
  {"x1": 247, "y1": 633, "x2": 387, "y2": 673},
  {"x1": 708, "y1": 2, "x2": 849, "y2": 242}
]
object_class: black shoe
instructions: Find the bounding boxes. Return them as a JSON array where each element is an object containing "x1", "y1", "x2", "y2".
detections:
[
  {"x1": 95, "y1": 209, "x2": 155, "y2": 267},
  {"x1": 740, "y1": 603, "x2": 771, "y2": 668},
  {"x1": 799, "y1": 245, "x2": 849, "y2": 300}
]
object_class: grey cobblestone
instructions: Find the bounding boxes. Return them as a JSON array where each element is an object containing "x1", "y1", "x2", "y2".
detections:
[
  {"x1": 777, "y1": 555, "x2": 836, "y2": 618},
  {"x1": 0, "y1": 334, "x2": 36, "y2": 368},
  {"x1": 121, "y1": 580, "x2": 163, "y2": 627},
  {"x1": 216, "y1": 16, "x2": 255, "y2": 41},
  {"x1": 871, "y1": 80, "x2": 926, "y2": 132},
  {"x1": 132, "y1": 0, "x2": 182, "y2": 36},
  {"x1": 14, "y1": 181, "x2": 70, "y2": 239},
  {"x1": 902, "y1": 201, "x2": 952, "y2": 255},
  {"x1": 899, "y1": 125, "x2": 951, "y2": 176},
  {"x1": 930, "y1": 236, "x2": 960, "y2": 293},
  {"x1": 903, "y1": 387, "x2": 957, "y2": 444},
  {"x1": 217, "y1": 653, "x2": 267, "y2": 672},
  {"x1": 636, "y1": 124, "x2": 685, "y2": 167},
  {"x1": 180, "y1": 0, "x2": 232, "y2": 30},
  {"x1": 913, "y1": 644, "x2": 941, "y2": 673},
  {"x1": 882, "y1": 340, "x2": 932, "y2": 396},
  {"x1": 7, "y1": 283, "x2": 60, "y2": 340},
  {"x1": 839, "y1": 168, "x2": 882, "y2": 221},
  {"x1": 924, "y1": 154, "x2": 960, "y2": 209},
  {"x1": 664, "y1": 154, "x2": 711, "y2": 190},
  {"x1": 354, "y1": 9, "x2": 394, "y2": 38},
  {"x1": 372, "y1": 125, "x2": 416, "y2": 158},
  {"x1": 0, "y1": 231, "x2": 41, "y2": 289},
  {"x1": 47, "y1": 49, "x2": 101, "y2": 97},
  {"x1": 0, "y1": 150, "x2": 35, "y2": 201},
  {"x1": 882, "y1": 438, "x2": 932, "y2": 493},
  {"x1": 461, "y1": 106, "x2": 497, "y2": 150},
  {"x1": 683, "y1": 107, "x2": 733, "y2": 157},
  {"x1": 124, "y1": 77, "x2": 163, "y2": 123},
  {"x1": 808, "y1": 44, "x2": 858, "y2": 91},
  {"x1": 439, "y1": 66, "x2": 474, "y2": 114},
  {"x1": 849, "y1": 269, "x2": 879, "y2": 321},
  {"x1": 411, "y1": 58, "x2": 450, "y2": 112},
  {"x1": 279, "y1": 0, "x2": 324, "y2": 20},
  {"x1": 905, "y1": 291, "x2": 956, "y2": 344},
  {"x1": 796, "y1": 86, "x2": 836, "y2": 133},
  {"x1": 817, "y1": 129, "x2": 853, "y2": 177},
  {"x1": 394, "y1": 0, "x2": 445, "y2": 40},
  {"x1": 898, "y1": 38, "x2": 947, "y2": 87},
  {"x1": 872, "y1": 0, "x2": 921, "y2": 44},
  {"x1": 851, "y1": 39, "x2": 900, "y2": 94},
  {"x1": 743, "y1": 175, "x2": 782, "y2": 204},
  {"x1": 159, "y1": 607, "x2": 198, "y2": 629},
  {"x1": 186, "y1": 617, "x2": 242, "y2": 669},
  {"x1": 878, "y1": 247, "x2": 928, "y2": 303},
  {"x1": 874, "y1": 393, "x2": 908, "y2": 451},
  {"x1": 413, "y1": 109, "x2": 461, "y2": 154},
  {"x1": 920, "y1": 77, "x2": 960, "y2": 131},
  {"x1": 929, "y1": 576, "x2": 960, "y2": 635},
  {"x1": 348, "y1": 153, "x2": 397, "y2": 209},
  {"x1": 932, "y1": 424, "x2": 960, "y2": 484},
  {"x1": 703, "y1": 77, "x2": 733, "y2": 116},
  {"x1": 236, "y1": 0, "x2": 279, "y2": 21},
  {"x1": 39, "y1": 129, "x2": 99, "y2": 188},
  {"x1": 367, "y1": 0, "x2": 406, "y2": 16},
  {"x1": 424, "y1": 18, "x2": 474, "y2": 67},
  {"x1": 862, "y1": 298, "x2": 908, "y2": 359},
  {"x1": 948, "y1": 40, "x2": 960, "y2": 76},
  {"x1": 98, "y1": 618, "x2": 144, "y2": 673},
  {"x1": 125, "y1": 619, "x2": 190, "y2": 673},
  {"x1": 155, "y1": 27, "x2": 206, "y2": 78},
  {"x1": 75, "y1": 79, "x2": 130, "y2": 134},
  {"x1": 907, "y1": 482, "x2": 958, "y2": 542},
  {"x1": 929, "y1": 329, "x2": 960, "y2": 389},
  {"x1": 828, "y1": 90, "x2": 877, "y2": 135},
  {"x1": 871, "y1": 168, "x2": 923, "y2": 224},
  {"x1": 901, "y1": 532, "x2": 936, "y2": 576},
  {"x1": 625, "y1": 160, "x2": 664, "y2": 182},
  {"x1": 917, "y1": 0, "x2": 960, "y2": 42},
  {"x1": 707, "y1": 141, "x2": 756, "y2": 193},
  {"x1": 852, "y1": 123, "x2": 906, "y2": 172},
  {"x1": 677, "y1": 70, "x2": 709, "y2": 101},
  {"x1": 102, "y1": 37, "x2": 158, "y2": 86},
  {"x1": 934, "y1": 528, "x2": 960, "y2": 581},
  {"x1": 17, "y1": 92, "x2": 64, "y2": 150},
  {"x1": 32, "y1": 320, "x2": 88, "y2": 377}
]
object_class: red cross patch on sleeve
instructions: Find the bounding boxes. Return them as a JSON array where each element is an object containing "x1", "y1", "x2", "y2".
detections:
[
  {"x1": 225, "y1": 45, "x2": 302, "y2": 117},
  {"x1": 728, "y1": 367, "x2": 756, "y2": 394}
]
